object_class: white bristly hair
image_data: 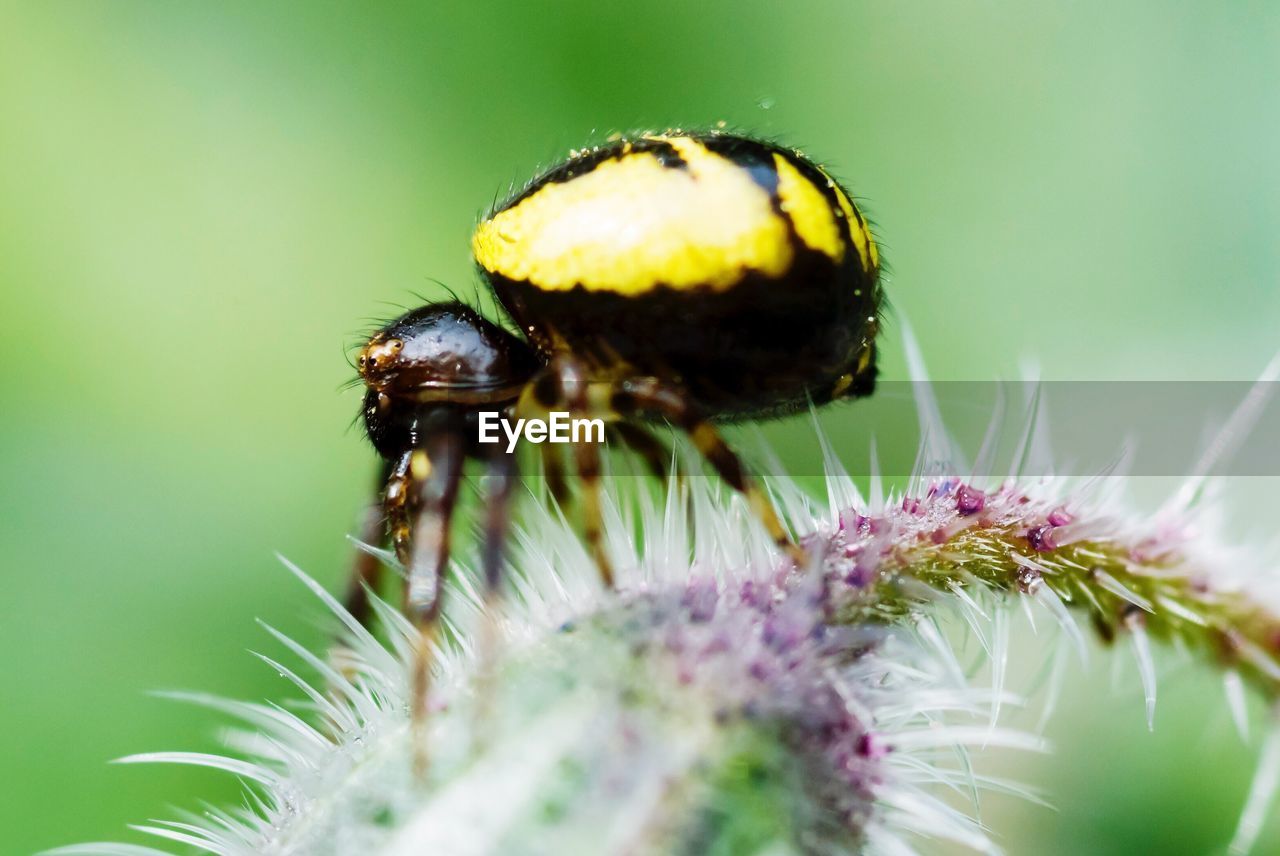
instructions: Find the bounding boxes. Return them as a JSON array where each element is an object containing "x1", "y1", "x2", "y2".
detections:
[{"x1": 47, "y1": 334, "x2": 1280, "y2": 856}]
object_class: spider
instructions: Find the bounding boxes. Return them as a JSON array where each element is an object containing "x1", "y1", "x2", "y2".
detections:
[{"x1": 343, "y1": 130, "x2": 882, "y2": 764}]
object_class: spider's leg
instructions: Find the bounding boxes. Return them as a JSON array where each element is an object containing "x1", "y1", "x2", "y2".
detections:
[
  {"x1": 516, "y1": 359, "x2": 616, "y2": 589},
  {"x1": 540, "y1": 441, "x2": 570, "y2": 507},
  {"x1": 383, "y1": 451, "x2": 413, "y2": 578},
  {"x1": 393, "y1": 430, "x2": 465, "y2": 777},
  {"x1": 571, "y1": 413, "x2": 613, "y2": 588},
  {"x1": 611, "y1": 378, "x2": 805, "y2": 565},
  {"x1": 608, "y1": 421, "x2": 673, "y2": 486},
  {"x1": 473, "y1": 445, "x2": 519, "y2": 750},
  {"x1": 480, "y1": 447, "x2": 519, "y2": 601},
  {"x1": 343, "y1": 458, "x2": 395, "y2": 627},
  {"x1": 560, "y1": 359, "x2": 616, "y2": 589},
  {"x1": 516, "y1": 374, "x2": 570, "y2": 506}
]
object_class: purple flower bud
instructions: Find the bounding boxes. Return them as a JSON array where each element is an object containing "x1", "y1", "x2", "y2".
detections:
[
  {"x1": 681, "y1": 579, "x2": 719, "y2": 623},
  {"x1": 857, "y1": 732, "x2": 890, "y2": 760},
  {"x1": 1027, "y1": 523, "x2": 1057, "y2": 552},
  {"x1": 956, "y1": 484, "x2": 986, "y2": 516}
]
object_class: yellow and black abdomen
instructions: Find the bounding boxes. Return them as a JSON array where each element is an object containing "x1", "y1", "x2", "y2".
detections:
[{"x1": 473, "y1": 131, "x2": 882, "y2": 419}]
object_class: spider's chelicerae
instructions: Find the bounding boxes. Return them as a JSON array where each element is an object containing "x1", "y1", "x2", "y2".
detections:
[{"x1": 347, "y1": 130, "x2": 883, "y2": 764}]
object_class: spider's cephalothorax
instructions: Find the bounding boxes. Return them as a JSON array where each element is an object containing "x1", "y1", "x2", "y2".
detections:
[
  {"x1": 357, "y1": 302, "x2": 539, "y2": 460},
  {"x1": 346, "y1": 130, "x2": 883, "y2": 765}
]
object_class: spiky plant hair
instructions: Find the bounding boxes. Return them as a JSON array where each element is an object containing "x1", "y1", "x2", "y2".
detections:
[{"x1": 49, "y1": 341, "x2": 1280, "y2": 856}]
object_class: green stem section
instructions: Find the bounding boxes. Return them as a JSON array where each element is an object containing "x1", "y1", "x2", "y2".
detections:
[{"x1": 861, "y1": 521, "x2": 1280, "y2": 695}]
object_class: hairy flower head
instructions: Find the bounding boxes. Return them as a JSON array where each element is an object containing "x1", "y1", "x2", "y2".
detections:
[{"x1": 49, "y1": 349, "x2": 1280, "y2": 856}]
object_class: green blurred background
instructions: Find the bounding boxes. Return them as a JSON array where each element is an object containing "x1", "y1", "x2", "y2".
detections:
[{"x1": 2, "y1": 2, "x2": 1278, "y2": 853}]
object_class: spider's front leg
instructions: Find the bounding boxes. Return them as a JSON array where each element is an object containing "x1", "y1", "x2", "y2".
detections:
[
  {"x1": 342, "y1": 459, "x2": 395, "y2": 627},
  {"x1": 389, "y1": 428, "x2": 465, "y2": 776}
]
